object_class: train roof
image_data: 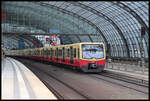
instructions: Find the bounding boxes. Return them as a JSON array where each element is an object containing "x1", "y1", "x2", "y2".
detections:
[
  {"x1": 8, "y1": 42, "x2": 104, "y2": 51},
  {"x1": 48, "y1": 42, "x2": 104, "y2": 47}
]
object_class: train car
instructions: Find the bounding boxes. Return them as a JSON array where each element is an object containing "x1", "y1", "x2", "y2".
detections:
[
  {"x1": 51, "y1": 42, "x2": 106, "y2": 72},
  {"x1": 6, "y1": 42, "x2": 106, "y2": 72}
]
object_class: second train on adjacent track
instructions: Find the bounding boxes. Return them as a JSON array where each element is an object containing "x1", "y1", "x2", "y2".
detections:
[{"x1": 6, "y1": 42, "x2": 106, "y2": 72}]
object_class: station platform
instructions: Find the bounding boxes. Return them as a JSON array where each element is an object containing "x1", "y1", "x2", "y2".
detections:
[{"x1": 1, "y1": 57, "x2": 57, "y2": 99}]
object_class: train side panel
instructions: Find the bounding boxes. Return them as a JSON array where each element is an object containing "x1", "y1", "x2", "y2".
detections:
[{"x1": 6, "y1": 42, "x2": 105, "y2": 72}]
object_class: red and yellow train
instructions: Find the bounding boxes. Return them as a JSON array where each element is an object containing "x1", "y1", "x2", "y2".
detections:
[{"x1": 6, "y1": 42, "x2": 106, "y2": 72}]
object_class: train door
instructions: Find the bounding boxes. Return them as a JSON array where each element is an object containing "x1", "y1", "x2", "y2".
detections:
[
  {"x1": 42, "y1": 48, "x2": 44, "y2": 60},
  {"x1": 78, "y1": 48, "x2": 80, "y2": 59},
  {"x1": 50, "y1": 48, "x2": 52, "y2": 60},
  {"x1": 62, "y1": 47, "x2": 65, "y2": 62},
  {"x1": 46, "y1": 48, "x2": 48, "y2": 59},
  {"x1": 70, "y1": 46, "x2": 74, "y2": 64},
  {"x1": 56, "y1": 48, "x2": 58, "y2": 61}
]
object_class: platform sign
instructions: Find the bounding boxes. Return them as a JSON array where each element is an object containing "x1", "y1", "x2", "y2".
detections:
[
  {"x1": 49, "y1": 34, "x2": 60, "y2": 46},
  {"x1": 46, "y1": 38, "x2": 49, "y2": 42},
  {"x1": 18, "y1": 40, "x2": 24, "y2": 49}
]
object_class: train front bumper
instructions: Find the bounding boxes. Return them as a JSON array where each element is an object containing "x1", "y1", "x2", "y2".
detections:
[{"x1": 80, "y1": 64, "x2": 105, "y2": 72}]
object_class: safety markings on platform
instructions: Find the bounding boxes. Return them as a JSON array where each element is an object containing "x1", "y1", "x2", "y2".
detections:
[{"x1": 2, "y1": 57, "x2": 57, "y2": 99}]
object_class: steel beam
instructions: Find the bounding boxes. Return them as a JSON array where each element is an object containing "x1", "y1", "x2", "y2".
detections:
[
  {"x1": 36, "y1": 2, "x2": 108, "y2": 47},
  {"x1": 71, "y1": 2, "x2": 130, "y2": 57},
  {"x1": 113, "y1": 2, "x2": 149, "y2": 35},
  {"x1": 112, "y1": 1, "x2": 149, "y2": 56},
  {"x1": 3, "y1": 32, "x2": 105, "y2": 36},
  {"x1": 75, "y1": 34, "x2": 82, "y2": 42},
  {"x1": 62, "y1": 34, "x2": 73, "y2": 44},
  {"x1": 4, "y1": 3, "x2": 88, "y2": 34},
  {"x1": 88, "y1": 34, "x2": 93, "y2": 42}
]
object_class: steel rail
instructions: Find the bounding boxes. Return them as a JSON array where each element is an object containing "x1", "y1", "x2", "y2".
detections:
[
  {"x1": 17, "y1": 58, "x2": 91, "y2": 99},
  {"x1": 100, "y1": 70, "x2": 148, "y2": 87}
]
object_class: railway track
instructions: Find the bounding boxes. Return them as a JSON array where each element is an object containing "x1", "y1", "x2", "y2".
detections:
[
  {"x1": 12, "y1": 57, "x2": 149, "y2": 99},
  {"x1": 16, "y1": 59, "x2": 91, "y2": 99},
  {"x1": 89, "y1": 70, "x2": 148, "y2": 94},
  {"x1": 100, "y1": 70, "x2": 148, "y2": 87}
]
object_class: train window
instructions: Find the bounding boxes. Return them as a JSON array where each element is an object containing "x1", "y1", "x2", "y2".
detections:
[
  {"x1": 58, "y1": 49, "x2": 60, "y2": 56},
  {"x1": 32, "y1": 50, "x2": 33, "y2": 55},
  {"x1": 46, "y1": 49, "x2": 48, "y2": 56},
  {"x1": 33, "y1": 51, "x2": 35, "y2": 55},
  {"x1": 37, "y1": 50, "x2": 39, "y2": 55},
  {"x1": 65, "y1": 49, "x2": 67, "y2": 57},
  {"x1": 49, "y1": 49, "x2": 50, "y2": 56},
  {"x1": 74, "y1": 48, "x2": 76, "y2": 58},
  {"x1": 38, "y1": 50, "x2": 40, "y2": 55},
  {"x1": 45, "y1": 49, "x2": 47, "y2": 56},
  {"x1": 42, "y1": 49, "x2": 44, "y2": 56},
  {"x1": 62, "y1": 47, "x2": 65, "y2": 61},
  {"x1": 58, "y1": 49, "x2": 59, "y2": 56},
  {"x1": 55, "y1": 50, "x2": 57, "y2": 56},
  {"x1": 45, "y1": 49, "x2": 46, "y2": 56},
  {"x1": 78, "y1": 48, "x2": 80, "y2": 59},
  {"x1": 63, "y1": 47, "x2": 65, "y2": 56},
  {"x1": 33, "y1": 50, "x2": 35, "y2": 55},
  {"x1": 41, "y1": 49, "x2": 42, "y2": 56},
  {"x1": 41, "y1": 50, "x2": 42, "y2": 56},
  {"x1": 29, "y1": 50, "x2": 31, "y2": 55},
  {"x1": 51, "y1": 49, "x2": 52, "y2": 56},
  {"x1": 36, "y1": 50, "x2": 37, "y2": 55},
  {"x1": 46, "y1": 49, "x2": 48, "y2": 57},
  {"x1": 60, "y1": 49, "x2": 61, "y2": 56},
  {"x1": 47, "y1": 49, "x2": 48, "y2": 56},
  {"x1": 44, "y1": 49, "x2": 45, "y2": 56},
  {"x1": 60, "y1": 50, "x2": 61, "y2": 56},
  {"x1": 67, "y1": 49, "x2": 70, "y2": 57},
  {"x1": 47, "y1": 49, "x2": 49, "y2": 56},
  {"x1": 35, "y1": 50, "x2": 37, "y2": 55},
  {"x1": 52, "y1": 49, "x2": 53, "y2": 56},
  {"x1": 58, "y1": 49, "x2": 60, "y2": 57},
  {"x1": 33, "y1": 50, "x2": 36, "y2": 55},
  {"x1": 82, "y1": 44, "x2": 104, "y2": 59}
]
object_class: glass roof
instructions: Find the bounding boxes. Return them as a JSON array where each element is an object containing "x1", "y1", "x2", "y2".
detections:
[{"x1": 1, "y1": 1, "x2": 149, "y2": 59}]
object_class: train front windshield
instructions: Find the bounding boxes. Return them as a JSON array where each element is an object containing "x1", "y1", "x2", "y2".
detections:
[{"x1": 82, "y1": 44, "x2": 104, "y2": 59}]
